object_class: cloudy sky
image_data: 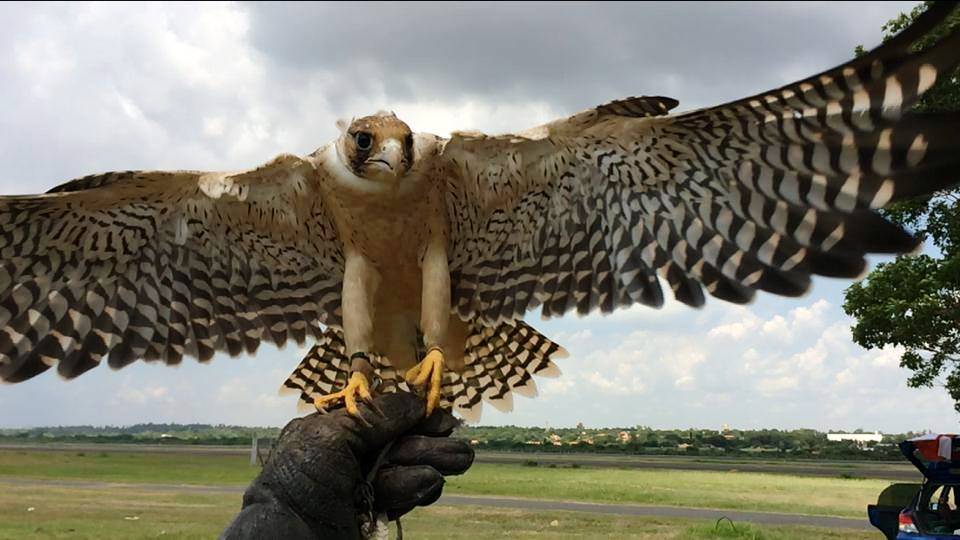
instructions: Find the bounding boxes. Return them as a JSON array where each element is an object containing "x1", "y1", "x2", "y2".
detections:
[{"x1": 1, "y1": 1, "x2": 954, "y2": 433}]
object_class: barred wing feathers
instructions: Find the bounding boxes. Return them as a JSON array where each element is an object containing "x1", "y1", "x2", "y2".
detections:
[
  {"x1": 440, "y1": 3, "x2": 960, "y2": 326},
  {"x1": 0, "y1": 154, "x2": 344, "y2": 383}
]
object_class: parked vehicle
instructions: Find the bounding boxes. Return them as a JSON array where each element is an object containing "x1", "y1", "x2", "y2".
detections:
[{"x1": 869, "y1": 435, "x2": 960, "y2": 539}]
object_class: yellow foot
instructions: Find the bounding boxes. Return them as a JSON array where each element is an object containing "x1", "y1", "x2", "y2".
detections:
[
  {"x1": 405, "y1": 348, "x2": 444, "y2": 417},
  {"x1": 313, "y1": 372, "x2": 373, "y2": 418}
]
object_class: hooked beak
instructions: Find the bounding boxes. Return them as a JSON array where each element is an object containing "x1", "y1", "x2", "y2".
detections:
[{"x1": 365, "y1": 138, "x2": 404, "y2": 177}]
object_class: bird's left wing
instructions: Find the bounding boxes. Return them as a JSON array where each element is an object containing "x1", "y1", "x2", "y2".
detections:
[
  {"x1": 0, "y1": 153, "x2": 344, "y2": 383},
  {"x1": 436, "y1": 3, "x2": 960, "y2": 326}
]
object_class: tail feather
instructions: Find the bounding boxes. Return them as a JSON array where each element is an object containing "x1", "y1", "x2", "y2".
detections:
[
  {"x1": 281, "y1": 330, "x2": 350, "y2": 413},
  {"x1": 280, "y1": 320, "x2": 566, "y2": 422}
]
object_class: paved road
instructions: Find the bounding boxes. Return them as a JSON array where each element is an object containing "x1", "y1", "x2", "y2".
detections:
[
  {"x1": 0, "y1": 443, "x2": 920, "y2": 481},
  {"x1": 476, "y1": 451, "x2": 921, "y2": 481},
  {"x1": 0, "y1": 477, "x2": 871, "y2": 530}
]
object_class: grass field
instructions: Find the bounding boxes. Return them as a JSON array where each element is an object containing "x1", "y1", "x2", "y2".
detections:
[
  {"x1": 0, "y1": 484, "x2": 876, "y2": 540},
  {"x1": 0, "y1": 449, "x2": 256, "y2": 485},
  {"x1": 446, "y1": 463, "x2": 885, "y2": 518},
  {"x1": 0, "y1": 449, "x2": 888, "y2": 517},
  {"x1": 0, "y1": 448, "x2": 886, "y2": 539}
]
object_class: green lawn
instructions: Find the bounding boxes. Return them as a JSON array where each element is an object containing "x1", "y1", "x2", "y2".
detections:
[
  {"x1": 0, "y1": 449, "x2": 887, "y2": 518},
  {"x1": 445, "y1": 463, "x2": 886, "y2": 518},
  {"x1": 0, "y1": 483, "x2": 236, "y2": 539},
  {"x1": 0, "y1": 483, "x2": 875, "y2": 540},
  {"x1": 0, "y1": 448, "x2": 891, "y2": 539},
  {"x1": 404, "y1": 507, "x2": 876, "y2": 539},
  {"x1": 0, "y1": 449, "x2": 255, "y2": 485}
]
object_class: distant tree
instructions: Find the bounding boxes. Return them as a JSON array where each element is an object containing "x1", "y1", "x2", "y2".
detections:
[{"x1": 843, "y1": 2, "x2": 960, "y2": 411}]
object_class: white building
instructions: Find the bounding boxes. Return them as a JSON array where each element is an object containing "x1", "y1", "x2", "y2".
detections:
[{"x1": 827, "y1": 432, "x2": 883, "y2": 445}]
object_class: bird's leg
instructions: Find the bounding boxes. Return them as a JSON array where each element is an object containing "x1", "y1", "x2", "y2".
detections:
[
  {"x1": 316, "y1": 251, "x2": 380, "y2": 418},
  {"x1": 405, "y1": 237, "x2": 450, "y2": 417}
]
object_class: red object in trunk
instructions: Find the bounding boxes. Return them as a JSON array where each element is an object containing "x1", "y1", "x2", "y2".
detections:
[{"x1": 910, "y1": 434, "x2": 960, "y2": 462}]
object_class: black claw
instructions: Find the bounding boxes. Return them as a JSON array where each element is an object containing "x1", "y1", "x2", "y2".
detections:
[
  {"x1": 365, "y1": 398, "x2": 386, "y2": 418},
  {"x1": 355, "y1": 409, "x2": 374, "y2": 428}
]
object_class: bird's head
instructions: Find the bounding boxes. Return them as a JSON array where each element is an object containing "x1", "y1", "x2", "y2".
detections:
[{"x1": 336, "y1": 111, "x2": 414, "y2": 183}]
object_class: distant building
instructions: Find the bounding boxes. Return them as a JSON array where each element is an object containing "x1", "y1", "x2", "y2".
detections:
[
  {"x1": 618, "y1": 431, "x2": 631, "y2": 443},
  {"x1": 827, "y1": 432, "x2": 883, "y2": 447}
]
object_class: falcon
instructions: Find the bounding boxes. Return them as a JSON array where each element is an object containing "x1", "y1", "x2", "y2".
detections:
[{"x1": 1, "y1": 4, "x2": 959, "y2": 422}]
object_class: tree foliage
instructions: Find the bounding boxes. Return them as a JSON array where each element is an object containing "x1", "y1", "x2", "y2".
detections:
[
  {"x1": 843, "y1": 2, "x2": 960, "y2": 410},
  {"x1": 1, "y1": 422, "x2": 928, "y2": 461}
]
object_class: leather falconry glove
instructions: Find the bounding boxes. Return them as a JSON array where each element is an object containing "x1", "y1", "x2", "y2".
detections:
[{"x1": 220, "y1": 392, "x2": 475, "y2": 540}]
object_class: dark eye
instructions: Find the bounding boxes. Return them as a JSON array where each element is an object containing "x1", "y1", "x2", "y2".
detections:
[{"x1": 354, "y1": 132, "x2": 373, "y2": 151}]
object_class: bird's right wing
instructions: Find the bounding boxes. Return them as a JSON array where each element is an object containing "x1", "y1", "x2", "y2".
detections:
[
  {"x1": 436, "y1": 2, "x2": 960, "y2": 325},
  {"x1": 0, "y1": 153, "x2": 345, "y2": 383}
]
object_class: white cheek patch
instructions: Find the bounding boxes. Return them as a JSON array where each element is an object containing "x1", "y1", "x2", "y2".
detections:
[{"x1": 323, "y1": 144, "x2": 391, "y2": 195}]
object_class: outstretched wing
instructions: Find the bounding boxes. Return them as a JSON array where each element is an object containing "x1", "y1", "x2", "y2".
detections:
[
  {"x1": 438, "y1": 3, "x2": 960, "y2": 325},
  {"x1": 0, "y1": 153, "x2": 344, "y2": 383}
]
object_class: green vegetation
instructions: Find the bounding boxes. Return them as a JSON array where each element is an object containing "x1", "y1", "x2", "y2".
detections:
[
  {"x1": 0, "y1": 449, "x2": 887, "y2": 518},
  {"x1": 402, "y1": 507, "x2": 873, "y2": 539},
  {"x1": 0, "y1": 423, "x2": 279, "y2": 446},
  {"x1": 0, "y1": 483, "x2": 237, "y2": 539},
  {"x1": 0, "y1": 450, "x2": 255, "y2": 486},
  {"x1": 446, "y1": 463, "x2": 883, "y2": 518},
  {"x1": 458, "y1": 425, "x2": 916, "y2": 459},
  {"x1": 0, "y1": 482, "x2": 875, "y2": 539},
  {"x1": 843, "y1": 3, "x2": 960, "y2": 410},
  {"x1": 0, "y1": 423, "x2": 924, "y2": 460},
  {"x1": 0, "y1": 448, "x2": 888, "y2": 538}
]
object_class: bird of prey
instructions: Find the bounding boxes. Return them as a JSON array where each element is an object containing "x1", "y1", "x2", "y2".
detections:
[{"x1": 1, "y1": 4, "x2": 958, "y2": 422}]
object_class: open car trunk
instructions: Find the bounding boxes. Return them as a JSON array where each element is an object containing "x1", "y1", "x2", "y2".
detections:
[
  {"x1": 913, "y1": 482, "x2": 960, "y2": 537},
  {"x1": 897, "y1": 436, "x2": 960, "y2": 537},
  {"x1": 869, "y1": 483, "x2": 922, "y2": 539}
]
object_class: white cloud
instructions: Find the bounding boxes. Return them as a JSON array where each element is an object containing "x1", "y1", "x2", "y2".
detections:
[
  {"x1": 790, "y1": 299, "x2": 832, "y2": 330},
  {"x1": 481, "y1": 292, "x2": 955, "y2": 431},
  {"x1": 391, "y1": 99, "x2": 562, "y2": 138},
  {"x1": 761, "y1": 315, "x2": 789, "y2": 339},
  {"x1": 541, "y1": 378, "x2": 576, "y2": 397},
  {"x1": 602, "y1": 293, "x2": 687, "y2": 324},
  {"x1": 584, "y1": 371, "x2": 646, "y2": 396},
  {"x1": 216, "y1": 377, "x2": 250, "y2": 404},
  {"x1": 115, "y1": 384, "x2": 171, "y2": 406},
  {"x1": 708, "y1": 316, "x2": 759, "y2": 340},
  {"x1": 835, "y1": 368, "x2": 856, "y2": 386},
  {"x1": 871, "y1": 348, "x2": 904, "y2": 368},
  {"x1": 757, "y1": 375, "x2": 799, "y2": 396}
]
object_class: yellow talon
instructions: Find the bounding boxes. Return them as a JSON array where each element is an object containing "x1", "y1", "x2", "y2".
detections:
[
  {"x1": 313, "y1": 372, "x2": 373, "y2": 417},
  {"x1": 405, "y1": 348, "x2": 444, "y2": 416}
]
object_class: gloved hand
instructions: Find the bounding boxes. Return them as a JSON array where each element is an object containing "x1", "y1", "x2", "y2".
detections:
[{"x1": 220, "y1": 392, "x2": 475, "y2": 540}]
